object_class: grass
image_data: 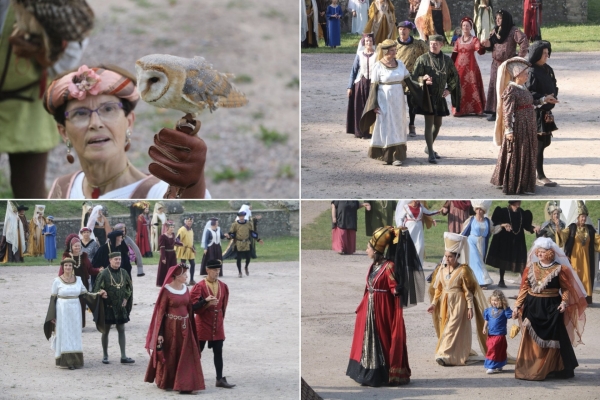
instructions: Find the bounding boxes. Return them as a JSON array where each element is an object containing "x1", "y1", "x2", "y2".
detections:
[
  {"x1": 233, "y1": 74, "x2": 253, "y2": 84},
  {"x1": 211, "y1": 167, "x2": 253, "y2": 183},
  {"x1": 301, "y1": 200, "x2": 600, "y2": 265},
  {"x1": 257, "y1": 125, "x2": 288, "y2": 147},
  {"x1": 286, "y1": 77, "x2": 300, "y2": 89},
  {"x1": 0, "y1": 235, "x2": 298, "y2": 267}
]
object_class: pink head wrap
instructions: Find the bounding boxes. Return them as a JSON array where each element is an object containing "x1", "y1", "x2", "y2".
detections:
[{"x1": 44, "y1": 65, "x2": 140, "y2": 115}]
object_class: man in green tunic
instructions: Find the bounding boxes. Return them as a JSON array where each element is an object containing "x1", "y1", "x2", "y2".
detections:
[
  {"x1": 411, "y1": 35, "x2": 461, "y2": 164},
  {"x1": 365, "y1": 200, "x2": 398, "y2": 236},
  {"x1": 93, "y1": 252, "x2": 135, "y2": 364},
  {"x1": 228, "y1": 211, "x2": 263, "y2": 278}
]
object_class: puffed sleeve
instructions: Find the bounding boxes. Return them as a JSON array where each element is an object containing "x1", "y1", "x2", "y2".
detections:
[{"x1": 501, "y1": 86, "x2": 516, "y2": 134}]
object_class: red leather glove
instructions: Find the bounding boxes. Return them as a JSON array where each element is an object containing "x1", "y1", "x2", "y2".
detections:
[{"x1": 148, "y1": 126, "x2": 207, "y2": 199}]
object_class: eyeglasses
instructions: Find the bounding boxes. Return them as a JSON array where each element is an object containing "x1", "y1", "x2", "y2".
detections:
[{"x1": 64, "y1": 102, "x2": 123, "y2": 125}]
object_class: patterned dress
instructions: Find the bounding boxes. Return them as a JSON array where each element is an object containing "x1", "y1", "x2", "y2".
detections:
[
  {"x1": 490, "y1": 83, "x2": 538, "y2": 194},
  {"x1": 452, "y1": 36, "x2": 486, "y2": 116}
]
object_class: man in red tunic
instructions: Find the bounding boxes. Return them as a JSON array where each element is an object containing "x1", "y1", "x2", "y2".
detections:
[
  {"x1": 191, "y1": 259, "x2": 235, "y2": 389},
  {"x1": 135, "y1": 204, "x2": 153, "y2": 258}
]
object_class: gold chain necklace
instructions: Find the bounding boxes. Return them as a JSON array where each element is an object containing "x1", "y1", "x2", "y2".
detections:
[
  {"x1": 70, "y1": 253, "x2": 81, "y2": 269},
  {"x1": 87, "y1": 162, "x2": 130, "y2": 199},
  {"x1": 507, "y1": 208, "x2": 523, "y2": 235},
  {"x1": 428, "y1": 52, "x2": 447, "y2": 76},
  {"x1": 577, "y1": 226, "x2": 589, "y2": 245},
  {"x1": 109, "y1": 268, "x2": 124, "y2": 289}
]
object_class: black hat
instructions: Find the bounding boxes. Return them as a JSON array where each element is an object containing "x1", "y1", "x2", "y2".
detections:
[
  {"x1": 206, "y1": 259, "x2": 223, "y2": 269},
  {"x1": 508, "y1": 201, "x2": 521, "y2": 205},
  {"x1": 210, "y1": 217, "x2": 219, "y2": 226},
  {"x1": 17, "y1": 205, "x2": 29, "y2": 211},
  {"x1": 237, "y1": 211, "x2": 247, "y2": 216},
  {"x1": 107, "y1": 230, "x2": 124, "y2": 239},
  {"x1": 396, "y1": 20, "x2": 415, "y2": 29}
]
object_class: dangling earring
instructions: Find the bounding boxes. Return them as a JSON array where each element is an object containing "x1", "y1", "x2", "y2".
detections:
[
  {"x1": 66, "y1": 140, "x2": 74, "y2": 164},
  {"x1": 125, "y1": 129, "x2": 132, "y2": 152}
]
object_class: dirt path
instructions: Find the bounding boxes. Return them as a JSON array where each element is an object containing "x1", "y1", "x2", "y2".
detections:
[
  {"x1": 301, "y1": 249, "x2": 600, "y2": 399},
  {"x1": 301, "y1": 51, "x2": 600, "y2": 199},
  {"x1": 301, "y1": 201, "x2": 331, "y2": 226},
  {"x1": 0, "y1": 261, "x2": 299, "y2": 399}
]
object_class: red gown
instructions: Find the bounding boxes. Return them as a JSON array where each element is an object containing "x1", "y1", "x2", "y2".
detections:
[
  {"x1": 157, "y1": 234, "x2": 177, "y2": 287},
  {"x1": 523, "y1": 0, "x2": 542, "y2": 41},
  {"x1": 136, "y1": 214, "x2": 152, "y2": 257},
  {"x1": 144, "y1": 286, "x2": 205, "y2": 391},
  {"x1": 347, "y1": 260, "x2": 410, "y2": 386},
  {"x1": 190, "y1": 279, "x2": 229, "y2": 341},
  {"x1": 452, "y1": 36, "x2": 486, "y2": 116}
]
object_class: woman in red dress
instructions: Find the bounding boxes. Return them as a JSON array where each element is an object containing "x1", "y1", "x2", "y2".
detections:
[
  {"x1": 156, "y1": 221, "x2": 177, "y2": 287},
  {"x1": 452, "y1": 16, "x2": 486, "y2": 116},
  {"x1": 145, "y1": 264, "x2": 206, "y2": 393},
  {"x1": 347, "y1": 226, "x2": 425, "y2": 386}
]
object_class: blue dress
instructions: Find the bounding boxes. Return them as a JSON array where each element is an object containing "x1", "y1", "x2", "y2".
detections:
[
  {"x1": 483, "y1": 307, "x2": 513, "y2": 369},
  {"x1": 326, "y1": 5, "x2": 341, "y2": 47},
  {"x1": 461, "y1": 217, "x2": 493, "y2": 285},
  {"x1": 43, "y1": 224, "x2": 57, "y2": 261}
]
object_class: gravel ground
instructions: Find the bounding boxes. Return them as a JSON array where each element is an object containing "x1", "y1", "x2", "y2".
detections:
[
  {"x1": 301, "y1": 51, "x2": 600, "y2": 199},
  {"x1": 0, "y1": 261, "x2": 299, "y2": 399},
  {"x1": 0, "y1": 0, "x2": 299, "y2": 199}
]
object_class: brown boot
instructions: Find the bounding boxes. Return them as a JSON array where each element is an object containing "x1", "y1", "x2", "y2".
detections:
[{"x1": 216, "y1": 377, "x2": 236, "y2": 388}]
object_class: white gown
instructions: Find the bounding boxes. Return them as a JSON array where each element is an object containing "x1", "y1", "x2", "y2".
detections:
[
  {"x1": 348, "y1": 0, "x2": 370, "y2": 34},
  {"x1": 370, "y1": 61, "x2": 410, "y2": 151},
  {"x1": 395, "y1": 202, "x2": 437, "y2": 264}
]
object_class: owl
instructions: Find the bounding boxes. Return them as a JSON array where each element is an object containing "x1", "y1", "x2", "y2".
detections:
[
  {"x1": 10, "y1": 0, "x2": 94, "y2": 66},
  {"x1": 135, "y1": 54, "x2": 249, "y2": 116}
]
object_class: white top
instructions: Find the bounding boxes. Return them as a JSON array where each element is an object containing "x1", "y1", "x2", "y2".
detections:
[
  {"x1": 68, "y1": 172, "x2": 211, "y2": 199},
  {"x1": 355, "y1": 52, "x2": 377, "y2": 84},
  {"x1": 165, "y1": 284, "x2": 188, "y2": 295}
]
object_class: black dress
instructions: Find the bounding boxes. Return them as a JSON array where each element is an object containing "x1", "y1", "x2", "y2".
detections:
[{"x1": 485, "y1": 206, "x2": 534, "y2": 273}]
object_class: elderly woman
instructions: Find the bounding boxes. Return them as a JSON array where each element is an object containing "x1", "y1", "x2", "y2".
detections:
[
  {"x1": 537, "y1": 201, "x2": 565, "y2": 241},
  {"x1": 513, "y1": 237, "x2": 587, "y2": 380},
  {"x1": 490, "y1": 57, "x2": 557, "y2": 195},
  {"x1": 43, "y1": 65, "x2": 209, "y2": 199},
  {"x1": 44, "y1": 258, "x2": 107, "y2": 369},
  {"x1": 347, "y1": 34, "x2": 376, "y2": 139},
  {"x1": 361, "y1": 40, "x2": 421, "y2": 166},
  {"x1": 527, "y1": 40, "x2": 559, "y2": 187},
  {"x1": 79, "y1": 227, "x2": 99, "y2": 261},
  {"x1": 347, "y1": 227, "x2": 424, "y2": 386}
]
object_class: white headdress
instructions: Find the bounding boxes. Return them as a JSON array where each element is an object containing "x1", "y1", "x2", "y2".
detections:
[
  {"x1": 443, "y1": 232, "x2": 468, "y2": 264},
  {"x1": 86, "y1": 205, "x2": 104, "y2": 241},
  {"x1": 2, "y1": 201, "x2": 25, "y2": 256},
  {"x1": 471, "y1": 200, "x2": 492, "y2": 213}
]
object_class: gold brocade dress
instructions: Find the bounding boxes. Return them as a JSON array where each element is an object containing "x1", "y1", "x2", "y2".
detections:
[
  {"x1": 429, "y1": 264, "x2": 487, "y2": 365},
  {"x1": 556, "y1": 225, "x2": 600, "y2": 299},
  {"x1": 363, "y1": 0, "x2": 397, "y2": 45}
]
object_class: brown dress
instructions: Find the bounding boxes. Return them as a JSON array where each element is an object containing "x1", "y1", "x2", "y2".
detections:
[{"x1": 490, "y1": 84, "x2": 538, "y2": 194}]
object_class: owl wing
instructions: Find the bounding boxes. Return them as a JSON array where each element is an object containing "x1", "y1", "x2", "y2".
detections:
[{"x1": 181, "y1": 57, "x2": 248, "y2": 113}]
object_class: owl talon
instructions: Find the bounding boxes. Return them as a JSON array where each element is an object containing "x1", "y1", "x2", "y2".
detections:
[{"x1": 176, "y1": 115, "x2": 201, "y2": 135}]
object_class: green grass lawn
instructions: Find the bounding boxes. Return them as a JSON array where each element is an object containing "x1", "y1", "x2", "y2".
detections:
[
  {"x1": 302, "y1": 200, "x2": 600, "y2": 265},
  {"x1": 0, "y1": 235, "x2": 299, "y2": 267}
]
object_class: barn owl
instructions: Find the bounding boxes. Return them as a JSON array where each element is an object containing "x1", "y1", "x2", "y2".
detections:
[
  {"x1": 10, "y1": 0, "x2": 94, "y2": 66},
  {"x1": 135, "y1": 54, "x2": 249, "y2": 116}
]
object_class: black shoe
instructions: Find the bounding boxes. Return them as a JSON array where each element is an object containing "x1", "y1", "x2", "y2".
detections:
[
  {"x1": 137, "y1": 273, "x2": 145, "y2": 277},
  {"x1": 216, "y1": 377, "x2": 236, "y2": 388},
  {"x1": 68, "y1": 366, "x2": 75, "y2": 370},
  {"x1": 498, "y1": 281, "x2": 507, "y2": 288},
  {"x1": 436, "y1": 358, "x2": 447, "y2": 366},
  {"x1": 102, "y1": 356, "x2": 109, "y2": 364},
  {"x1": 120, "y1": 357, "x2": 135, "y2": 364},
  {"x1": 487, "y1": 113, "x2": 496, "y2": 121},
  {"x1": 424, "y1": 148, "x2": 441, "y2": 159},
  {"x1": 428, "y1": 156, "x2": 437, "y2": 164}
]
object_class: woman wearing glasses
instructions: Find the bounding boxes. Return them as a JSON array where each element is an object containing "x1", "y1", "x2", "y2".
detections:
[{"x1": 43, "y1": 65, "x2": 209, "y2": 199}]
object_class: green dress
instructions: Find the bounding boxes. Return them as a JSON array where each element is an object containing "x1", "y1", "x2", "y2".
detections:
[
  {"x1": 0, "y1": 6, "x2": 60, "y2": 153},
  {"x1": 93, "y1": 267, "x2": 133, "y2": 325},
  {"x1": 411, "y1": 51, "x2": 461, "y2": 116}
]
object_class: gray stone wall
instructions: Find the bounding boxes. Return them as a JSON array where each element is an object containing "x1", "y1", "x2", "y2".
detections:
[{"x1": 336, "y1": 0, "x2": 587, "y2": 32}]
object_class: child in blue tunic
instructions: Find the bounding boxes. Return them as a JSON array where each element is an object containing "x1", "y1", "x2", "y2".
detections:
[
  {"x1": 482, "y1": 289, "x2": 512, "y2": 374},
  {"x1": 43, "y1": 216, "x2": 57, "y2": 262}
]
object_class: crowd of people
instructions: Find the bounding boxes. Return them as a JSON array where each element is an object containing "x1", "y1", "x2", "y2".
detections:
[{"x1": 341, "y1": 199, "x2": 593, "y2": 386}]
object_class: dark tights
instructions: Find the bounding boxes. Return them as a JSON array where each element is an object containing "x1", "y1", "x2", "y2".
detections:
[
  {"x1": 102, "y1": 323, "x2": 127, "y2": 359},
  {"x1": 537, "y1": 134, "x2": 552, "y2": 179},
  {"x1": 424, "y1": 115, "x2": 443, "y2": 156},
  {"x1": 406, "y1": 93, "x2": 416, "y2": 126},
  {"x1": 236, "y1": 251, "x2": 251, "y2": 274},
  {"x1": 499, "y1": 269, "x2": 505, "y2": 283},
  {"x1": 182, "y1": 259, "x2": 196, "y2": 280},
  {"x1": 200, "y1": 340, "x2": 224, "y2": 380},
  {"x1": 8, "y1": 152, "x2": 48, "y2": 198}
]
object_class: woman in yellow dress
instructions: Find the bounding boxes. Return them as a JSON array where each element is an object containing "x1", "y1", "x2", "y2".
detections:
[
  {"x1": 363, "y1": 0, "x2": 398, "y2": 45},
  {"x1": 27, "y1": 205, "x2": 47, "y2": 257},
  {"x1": 555, "y1": 201, "x2": 600, "y2": 305},
  {"x1": 427, "y1": 232, "x2": 487, "y2": 366}
]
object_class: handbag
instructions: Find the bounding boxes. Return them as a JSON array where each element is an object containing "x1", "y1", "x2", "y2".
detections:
[{"x1": 509, "y1": 321, "x2": 520, "y2": 339}]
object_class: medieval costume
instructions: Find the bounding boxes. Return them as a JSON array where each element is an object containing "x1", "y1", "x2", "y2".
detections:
[
  {"x1": 526, "y1": 40, "x2": 558, "y2": 186},
  {"x1": 151, "y1": 202, "x2": 168, "y2": 253},
  {"x1": 460, "y1": 200, "x2": 497, "y2": 286},
  {"x1": 200, "y1": 218, "x2": 226, "y2": 277},
  {"x1": 414, "y1": 0, "x2": 451, "y2": 43},
  {"x1": 145, "y1": 264, "x2": 206, "y2": 392},
  {"x1": 412, "y1": 35, "x2": 461, "y2": 163},
  {"x1": 347, "y1": 34, "x2": 376, "y2": 138},
  {"x1": 523, "y1": 0, "x2": 542, "y2": 42},
  {"x1": 85, "y1": 205, "x2": 111, "y2": 246},
  {"x1": 113, "y1": 223, "x2": 145, "y2": 278},
  {"x1": 175, "y1": 217, "x2": 197, "y2": 282},
  {"x1": 395, "y1": 200, "x2": 439, "y2": 265},
  {"x1": 302, "y1": 0, "x2": 320, "y2": 48},
  {"x1": 473, "y1": 0, "x2": 493, "y2": 42},
  {"x1": 485, "y1": 202, "x2": 535, "y2": 287},
  {"x1": 43, "y1": 217, "x2": 57, "y2": 262},
  {"x1": 227, "y1": 212, "x2": 261, "y2": 277},
  {"x1": 316, "y1": 0, "x2": 329, "y2": 45},
  {"x1": 191, "y1": 260, "x2": 235, "y2": 388},
  {"x1": 555, "y1": 202, "x2": 600, "y2": 304},
  {"x1": 43, "y1": 259, "x2": 105, "y2": 369},
  {"x1": 331, "y1": 201, "x2": 363, "y2": 255},
  {"x1": 348, "y1": 0, "x2": 370, "y2": 34},
  {"x1": 27, "y1": 205, "x2": 46, "y2": 256},
  {"x1": 326, "y1": 3, "x2": 342, "y2": 48},
  {"x1": 429, "y1": 233, "x2": 487, "y2": 365},
  {"x1": 483, "y1": 10, "x2": 528, "y2": 119},
  {"x1": 363, "y1": 0, "x2": 397, "y2": 45},
  {"x1": 134, "y1": 202, "x2": 153, "y2": 257},
  {"x1": 0, "y1": 202, "x2": 26, "y2": 263},
  {"x1": 79, "y1": 227, "x2": 99, "y2": 262},
  {"x1": 537, "y1": 201, "x2": 565, "y2": 241},
  {"x1": 451, "y1": 18, "x2": 486, "y2": 116},
  {"x1": 441, "y1": 200, "x2": 474, "y2": 234},
  {"x1": 513, "y1": 238, "x2": 587, "y2": 380},
  {"x1": 92, "y1": 230, "x2": 134, "y2": 279},
  {"x1": 347, "y1": 227, "x2": 425, "y2": 386},
  {"x1": 365, "y1": 200, "x2": 397, "y2": 236},
  {"x1": 395, "y1": 21, "x2": 428, "y2": 136},
  {"x1": 93, "y1": 251, "x2": 135, "y2": 364},
  {"x1": 60, "y1": 234, "x2": 101, "y2": 328},
  {"x1": 158, "y1": 222, "x2": 178, "y2": 287},
  {"x1": 17, "y1": 205, "x2": 30, "y2": 251},
  {"x1": 490, "y1": 57, "x2": 539, "y2": 195}
]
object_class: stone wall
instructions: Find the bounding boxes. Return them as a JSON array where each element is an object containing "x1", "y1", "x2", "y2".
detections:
[{"x1": 336, "y1": 0, "x2": 587, "y2": 32}]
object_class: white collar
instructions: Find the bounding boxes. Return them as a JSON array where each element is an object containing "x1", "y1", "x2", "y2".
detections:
[{"x1": 165, "y1": 284, "x2": 187, "y2": 294}]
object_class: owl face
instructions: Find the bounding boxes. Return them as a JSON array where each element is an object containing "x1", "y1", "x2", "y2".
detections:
[{"x1": 135, "y1": 64, "x2": 172, "y2": 107}]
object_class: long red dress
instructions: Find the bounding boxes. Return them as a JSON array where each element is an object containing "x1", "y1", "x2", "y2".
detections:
[
  {"x1": 523, "y1": 0, "x2": 542, "y2": 41},
  {"x1": 144, "y1": 284, "x2": 205, "y2": 391},
  {"x1": 347, "y1": 260, "x2": 410, "y2": 386},
  {"x1": 136, "y1": 214, "x2": 152, "y2": 257},
  {"x1": 452, "y1": 36, "x2": 486, "y2": 116},
  {"x1": 156, "y1": 234, "x2": 177, "y2": 287}
]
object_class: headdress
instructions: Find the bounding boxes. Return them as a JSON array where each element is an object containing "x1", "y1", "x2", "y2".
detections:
[
  {"x1": 210, "y1": 217, "x2": 219, "y2": 226},
  {"x1": 113, "y1": 223, "x2": 126, "y2": 232},
  {"x1": 206, "y1": 259, "x2": 223, "y2": 269},
  {"x1": 369, "y1": 226, "x2": 394, "y2": 254},
  {"x1": 375, "y1": 39, "x2": 397, "y2": 62},
  {"x1": 544, "y1": 201, "x2": 562, "y2": 221},
  {"x1": 443, "y1": 232, "x2": 467, "y2": 255},
  {"x1": 165, "y1": 220, "x2": 175, "y2": 227},
  {"x1": 360, "y1": 33, "x2": 375, "y2": 47},
  {"x1": 64, "y1": 233, "x2": 81, "y2": 252},
  {"x1": 44, "y1": 65, "x2": 140, "y2": 115},
  {"x1": 471, "y1": 200, "x2": 492, "y2": 213},
  {"x1": 460, "y1": 16, "x2": 473, "y2": 28},
  {"x1": 527, "y1": 40, "x2": 552, "y2": 65},
  {"x1": 396, "y1": 20, "x2": 415, "y2": 29},
  {"x1": 17, "y1": 205, "x2": 29, "y2": 211},
  {"x1": 172, "y1": 263, "x2": 189, "y2": 277},
  {"x1": 47, "y1": 216, "x2": 55, "y2": 221},
  {"x1": 108, "y1": 252, "x2": 121, "y2": 259},
  {"x1": 576, "y1": 200, "x2": 588, "y2": 216},
  {"x1": 133, "y1": 201, "x2": 150, "y2": 210},
  {"x1": 79, "y1": 227, "x2": 92, "y2": 233},
  {"x1": 108, "y1": 230, "x2": 124, "y2": 240},
  {"x1": 237, "y1": 204, "x2": 252, "y2": 220},
  {"x1": 61, "y1": 257, "x2": 76, "y2": 266},
  {"x1": 494, "y1": 9, "x2": 515, "y2": 44},
  {"x1": 428, "y1": 34, "x2": 445, "y2": 42}
]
